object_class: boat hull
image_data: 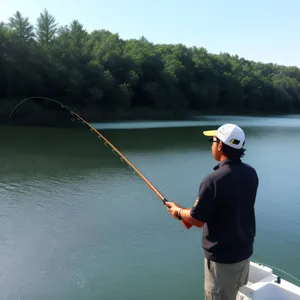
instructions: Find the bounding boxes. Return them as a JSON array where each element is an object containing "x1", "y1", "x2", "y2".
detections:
[{"x1": 237, "y1": 262, "x2": 300, "y2": 299}]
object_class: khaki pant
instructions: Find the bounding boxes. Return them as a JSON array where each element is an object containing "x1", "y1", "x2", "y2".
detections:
[{"x1": 204, "y1": 258, "x2": 250, "y2": 300}]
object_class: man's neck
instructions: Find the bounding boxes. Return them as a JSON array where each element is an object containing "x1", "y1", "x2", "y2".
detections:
[{"x1": 219, "y1": 154, "x2": 228, "y2": 162}]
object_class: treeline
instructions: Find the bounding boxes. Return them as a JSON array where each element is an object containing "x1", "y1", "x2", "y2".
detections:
[{"x1": 1, "y1": 9, "x2": 300, "y2": 123}]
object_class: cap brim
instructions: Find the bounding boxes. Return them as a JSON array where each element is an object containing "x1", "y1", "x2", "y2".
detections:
[{"x1": 203, "y1": 130, "x2": 217, "y2": 137}]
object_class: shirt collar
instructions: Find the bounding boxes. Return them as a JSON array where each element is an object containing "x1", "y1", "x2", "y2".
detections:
[{"x1": 213, "y1": 158, "x2": 242, "y2": 170}]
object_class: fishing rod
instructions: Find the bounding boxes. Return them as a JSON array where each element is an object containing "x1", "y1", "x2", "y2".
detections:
[{"x1": 9, "y1": 96, "x2": 192, "y2": 229}]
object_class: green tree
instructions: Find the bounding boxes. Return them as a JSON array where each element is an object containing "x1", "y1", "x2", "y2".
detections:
[
  {"x1": 8, "y1": 11, "x2": 35, "y2": 41},
  {"x1": 36, "y1": 9, "x2": 58, "y2": 45}
]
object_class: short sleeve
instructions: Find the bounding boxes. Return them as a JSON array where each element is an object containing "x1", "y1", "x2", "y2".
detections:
[{"x1": 190, "y1": 180, "x2": 216, "y2": 222}]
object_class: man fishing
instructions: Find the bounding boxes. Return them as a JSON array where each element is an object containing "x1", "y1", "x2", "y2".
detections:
[{"x1": 166, "y1": 123, "x2": 259, "y2": 300}]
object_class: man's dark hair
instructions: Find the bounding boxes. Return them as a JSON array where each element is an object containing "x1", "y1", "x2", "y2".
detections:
[{"x1": 221, "y1": 143, "x2": 246, "y2": 159}]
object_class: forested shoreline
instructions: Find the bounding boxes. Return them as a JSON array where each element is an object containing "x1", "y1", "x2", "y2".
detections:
[{"x1": 1, "y1": 10, "x2": 300, "y2": 125}]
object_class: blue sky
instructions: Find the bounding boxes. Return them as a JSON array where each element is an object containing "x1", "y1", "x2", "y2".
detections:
[{"x1": 1, "y1": 0, "x2": 299, "y2": 67}]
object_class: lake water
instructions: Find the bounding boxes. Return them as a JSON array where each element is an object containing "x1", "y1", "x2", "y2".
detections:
[{"x1": 1, "y1": 115, "x2": 300, "y2": 300}]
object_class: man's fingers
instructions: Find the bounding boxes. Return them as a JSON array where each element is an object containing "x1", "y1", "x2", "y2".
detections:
[{"x1": 165, "y1": 202, "x2": 173, "y2": 208}]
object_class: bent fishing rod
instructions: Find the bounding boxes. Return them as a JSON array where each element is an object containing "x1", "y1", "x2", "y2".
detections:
[{"x1": 9, "y1": 96, "x2": 192, "y2": 229}]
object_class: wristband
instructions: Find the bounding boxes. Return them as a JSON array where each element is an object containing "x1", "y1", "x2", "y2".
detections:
[{"x1": 177, "y1": 208, "x2": 183, "y2": 220}]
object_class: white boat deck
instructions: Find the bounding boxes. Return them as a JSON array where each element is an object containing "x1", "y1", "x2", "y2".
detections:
[{"x1": 237, "y1": 262, "x2": 300, "y2": 299}]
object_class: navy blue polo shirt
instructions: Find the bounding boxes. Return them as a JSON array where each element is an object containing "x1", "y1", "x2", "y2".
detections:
[{"x1": 190, "y1": 158, "x2": 259, "y2": 263}]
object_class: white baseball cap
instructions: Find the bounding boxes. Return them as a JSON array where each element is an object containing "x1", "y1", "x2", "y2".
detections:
[{"x1": 203, "y1": 123, "x2": 245, "y2": 150}]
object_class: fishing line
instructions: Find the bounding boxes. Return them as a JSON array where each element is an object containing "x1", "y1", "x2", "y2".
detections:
[{"x1": 9, "y1": 96, "x2": 192, "y2": 229}]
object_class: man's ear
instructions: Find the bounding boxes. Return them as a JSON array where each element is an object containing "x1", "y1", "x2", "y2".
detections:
[{"x1": 218, "y1": 141, "x2": 223, "y2": 152}]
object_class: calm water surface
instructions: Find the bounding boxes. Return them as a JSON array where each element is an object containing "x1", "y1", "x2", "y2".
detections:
[{"x1": 1, "y1": 115, "x2": 300, "y2": 299}]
